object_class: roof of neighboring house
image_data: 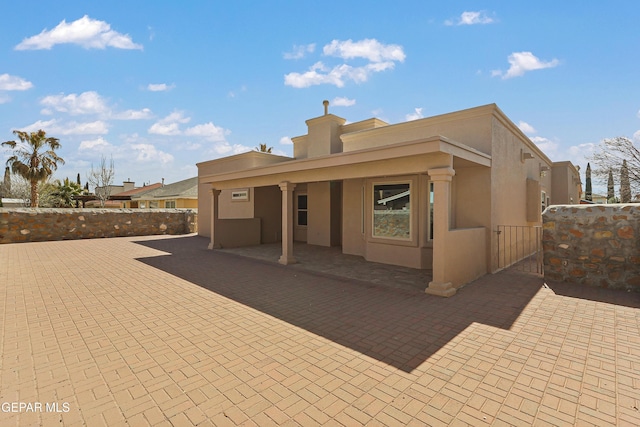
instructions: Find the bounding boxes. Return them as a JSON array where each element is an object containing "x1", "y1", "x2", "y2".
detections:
[
  {"x1": 132, "y1": 177, "x2": 197, "y2": 200},
  {"x1": 115, "y1": 182, "x2": 163, "y2": 197}
]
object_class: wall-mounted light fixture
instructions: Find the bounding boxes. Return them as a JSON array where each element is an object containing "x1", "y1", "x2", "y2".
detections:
[
  {"x1": 540, "y1": 165, "x2": 550, "y2": 178},
  {"x1": 521, "y1": 149, "x2": 534, "y2": 163}
]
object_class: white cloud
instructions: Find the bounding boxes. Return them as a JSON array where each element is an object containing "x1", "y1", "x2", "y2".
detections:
[
  {"x1": 15, "y1": 15, "x2": 142, "y2": 50},
  {"x1": 148, "y1": 111, "x2": 230, "y2": 142},
  {"x1": 446, "y1": 11, "x2": 495, "y2": 26},
  {"x1": 323, "y1": 39, "x2": 405, "y2": 63},
  {"x1": 210, "y1": 142, "x2": 251, "y2": 155},
  {"x1": 518, "y1": 121, "x2": 536, "y2": 134},
  {"x1": 332, "y1": 97, "x2": 356, "y2": 107},
  {"x1": 279, "y1": 136, "x2": 293, "y2": 145},
  {"x1": 20, "y1": 119, "x2": 108, "y2": 135},
  {"x1": 148, "y1": 111, "x2": 190, "y2": 135},
  {"x1": 130, "y1": 143, "x2": 173, "y2": 164},
  {"x1": 493, "y1": 51, "x2": 559, "y2": 79},
  {"x1": 568, "y1": 142, "x2": 596, "y2": 158},
  {"x1": 184, "y1": 122, "x2": 229, "y2": 142},
  {"x1": 147, "y1": 83, "x2": 175, "y2": 92},
  {"x1": 283, "y1": 43, "x2": 316, "y2": 59},
  {"x1": 405, "y1": 108, "x2": 424, "y2": 121},
  {"x1": 148, "y1": 122, "x2": 181, "y2": 136},
  {"x1": 285, "y1": 38, "x2": 405, "y2": 88},
  {"x1": 78, "y1": 137, "x2": 112, "y2": 151},
  {"x1": 113, "y1": 108, "x2": 153, "y2": 120},
  {"x1": 0, "y1": 73, "x2": 34, "y2": 91},
  {"x1": 40, "y1": 91, "x2": 109, "y2": 115},
  {"x1": 634, "y1": 130, "x2": 640, "y2": 143},
  {"x1": 38, "y1": 90, "x2": 152, "y2": 121},
  {"x1": 530, "y1": 136, "x2": 558, "y2": 157},
  {"x1": 285, "y1": 60, "x2": 398, "y2": 88}
]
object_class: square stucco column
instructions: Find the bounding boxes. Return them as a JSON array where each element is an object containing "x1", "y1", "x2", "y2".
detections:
[
  {"x1": 207, "y1": 188, "x2": 221, "y2": 250},
  {"x1": 426, "y1": 167, "x2": 456, "y2": 297},
  {"x1": 279, "y1": 182, "x2": 297, "y2": 265}
]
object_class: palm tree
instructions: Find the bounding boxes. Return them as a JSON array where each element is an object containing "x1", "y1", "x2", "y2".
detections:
[
  {"x1": 2, "y1": 129, "x2": 65, "y2": 207},
  {"x1": 254, "y1": 143, "x2": 273, "y2": 153},
  {"x1": 51, "y1": 177, "x2": 83, "y2": 208}
]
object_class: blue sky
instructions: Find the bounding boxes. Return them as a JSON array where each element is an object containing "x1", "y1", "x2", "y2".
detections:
[{"x1": 1, "y1": 1, "x2": 639, "y2": 192}]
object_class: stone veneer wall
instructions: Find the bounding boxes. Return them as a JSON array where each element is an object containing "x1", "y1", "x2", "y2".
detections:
[
  {"x1": 0, "y1": 208, "x2": 197, "y2": 244},
  {"x1": 542, "y1": 204, "x2": 640, "y2": 290}
]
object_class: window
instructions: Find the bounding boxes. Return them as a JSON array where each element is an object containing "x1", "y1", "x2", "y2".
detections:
[
  {"x1": 373, "y1": 183, "x2": 411, "y2": 240},
  {"x1": 149, "y1": 201, "x2": 159, "y2": 209},
  {"x1": 140, "y1": 201, "x2": 146, "y2": 208},
  {"x1": 165, "y1": 200, "x2": 176, "y2": 209},
  {"x1": 297, "y1": 194, "x2": 308, "y2": 226}
]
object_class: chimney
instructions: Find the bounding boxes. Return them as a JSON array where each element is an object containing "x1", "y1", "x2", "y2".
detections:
[
  {"x1": 162, "y1": 178, "x2": 165, "y2": 187},
  {"x1": 323, "y1": 100, "x2": 329, "y2": 115}
]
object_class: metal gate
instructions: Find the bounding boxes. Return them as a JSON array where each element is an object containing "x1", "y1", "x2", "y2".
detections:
[{"x1": 496, "y1": 225, "x2": 543, "y2": 275}]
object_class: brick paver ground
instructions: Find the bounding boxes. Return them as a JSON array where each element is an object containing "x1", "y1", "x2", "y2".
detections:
[{"x1": 1, "y1": 234, "x2": 639, "y2": 426}]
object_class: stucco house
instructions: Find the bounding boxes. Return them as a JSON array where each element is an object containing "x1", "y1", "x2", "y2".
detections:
[
  {"x1": 197, "y1": 103, "x2": 580, "y2": 296},
  {"x1": 131, "y1": 177, "x2": 198, "y2": 209}
]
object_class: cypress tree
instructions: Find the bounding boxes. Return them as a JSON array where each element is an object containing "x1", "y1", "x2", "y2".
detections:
[
  {"x1": 607, "y1": 169, "x2": 615, "y2": 203},
  {"x1": 585, "y1": 163, "x2": 592, "y2": 201},
  {"x1": 620, "y1": 160, "x2": 631, "y2": 202}
]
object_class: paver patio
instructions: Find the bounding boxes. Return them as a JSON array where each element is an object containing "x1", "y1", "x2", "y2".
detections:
[{"x1": 1, "y1": 234, "x2": 639, "y2": 426}]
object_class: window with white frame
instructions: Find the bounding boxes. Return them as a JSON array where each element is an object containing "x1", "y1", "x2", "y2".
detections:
[
  {"x1": 373, "y1": 183, "x2": 411, "y2": 240},
  {"x1": 297, "y1": 194, "x2": 308, "y2": 226}
]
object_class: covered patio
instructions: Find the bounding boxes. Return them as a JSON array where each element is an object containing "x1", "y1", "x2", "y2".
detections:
[
  {"x1": 219, "y1": 242, "x2": 433, "y2": 294},
  {"x1": 200, "y1": 135, "x2": 491, "y2": 297}
]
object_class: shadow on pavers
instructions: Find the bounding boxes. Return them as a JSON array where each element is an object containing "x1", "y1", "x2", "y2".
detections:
[
  {"x1": 133, "y1": 235, "x2": 543, "y2": 373},
  {"x1": 543, "y1": 279, "x2": 640, "y2": 309}
]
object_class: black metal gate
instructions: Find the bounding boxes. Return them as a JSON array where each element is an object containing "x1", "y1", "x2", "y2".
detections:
[{"x1": 496, "y1": 225, "x2": 543, "y2": 275}]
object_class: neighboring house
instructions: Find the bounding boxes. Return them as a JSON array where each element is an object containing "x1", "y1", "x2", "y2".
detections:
[
  {"x1": 115, "y1": 183, "x2": 163, "y2": 208},
  {"x1": 580, "y1": 192, "x2": 608, "y2": 204},
  {"x1": 131, "y1": 177, "x2": 198, "y2": 209},
  {"x1": 197, "y1": 103, "x2": 581, "y2": 296},
  {"x1": 86, "y1": 180, "x2": 151, "y2": 208}
]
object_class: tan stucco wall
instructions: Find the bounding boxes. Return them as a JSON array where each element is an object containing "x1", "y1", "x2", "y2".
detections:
[
  {"x1": 551, "y1": 162, "x2": 581, "y2": 205},
  {"x1": 444, "y1": 227, "x2": 487, "y2": 288},
  {"x1": 342, "y1": 178, "x2": 365, "y2": 257},
  {"x1": 254, "y1": 186, "x2": 281, "y2": 244},
  {"x1": 342, "y1": 108, "x2": 493, "y2": 155},
  {"x1": 307, "y1": 182, "x2": 331, "y2": 246},
  {"x1": 197, "y1": 152, "x2": 291, "y2": 238},
  {"x1": 305, "y1": 181, "x2": 341, "y2": 247},
  {"x1": 488, "y1": 116, "x2": 552, "y2": 272},
  {"x1": 306, "y1": 114, "x2": 346, "y2": 158},
  {"x1": 215, "y1": 218, "x2": 261, "y2": 248},
  {"x1": 219, "y1": 189, "x2": 254, "y2": 219}
]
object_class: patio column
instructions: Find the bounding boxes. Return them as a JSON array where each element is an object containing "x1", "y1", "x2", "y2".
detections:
[
  {"x1": 207, "y1": 188, "x2": 221, "y2": 250},
  {"x1": 426, "y1": 167, "x2": 456, "y2": 297},
  {"x1": 279, "y1": 181, "x2": 297, "y2": 265}
]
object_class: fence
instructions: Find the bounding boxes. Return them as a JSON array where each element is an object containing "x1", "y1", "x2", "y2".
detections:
[{"x1": 496, "y1": 225, "x2": 543, "y2": 275}]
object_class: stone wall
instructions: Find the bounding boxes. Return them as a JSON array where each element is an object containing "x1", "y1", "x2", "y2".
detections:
[
  {"x1": 0, "y1": 208, "x2": 197, "y2": 244},
  {"x1": 542, "y1": 204, "x2": 640, "y2": 290}
]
